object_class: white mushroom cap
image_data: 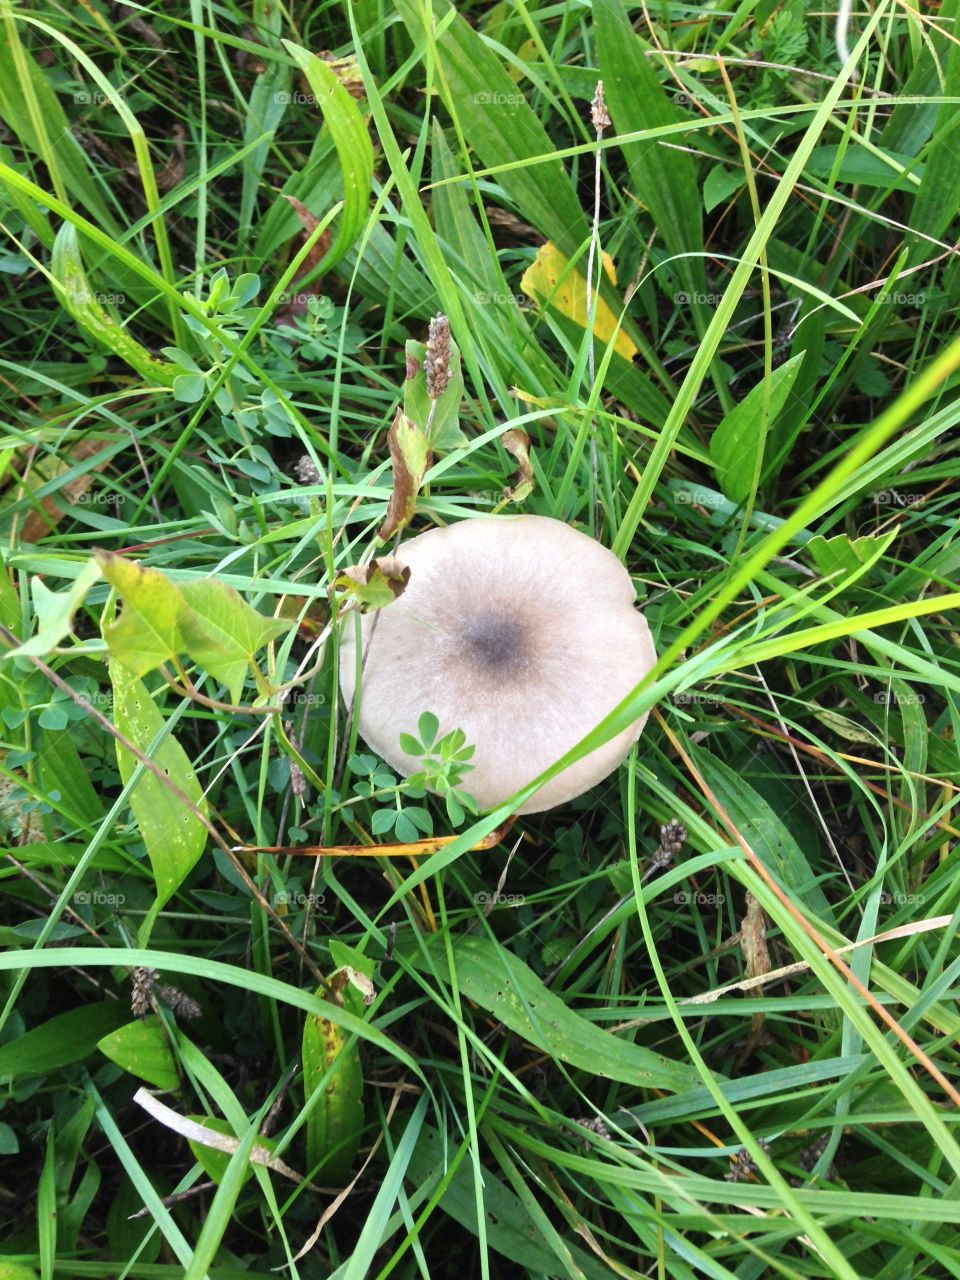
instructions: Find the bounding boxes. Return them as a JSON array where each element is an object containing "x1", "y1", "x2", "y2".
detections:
[{"x1": 339, "y1": 515, "x2": 657, "y2": 815}]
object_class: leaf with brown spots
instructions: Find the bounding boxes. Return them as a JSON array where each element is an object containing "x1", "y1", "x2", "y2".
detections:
[
  {"x1": 275, "y1": 195, "x2": 333, "y2": 326},
  {"x1": 379, "y1": 409, "x2": 431, "y2": 540},
  {"x1": 501, "y1": 428, "x2": 535, "y2": 503},
  {"x1": 333, "y1": 556, "x2": 410, "y2": 615}
]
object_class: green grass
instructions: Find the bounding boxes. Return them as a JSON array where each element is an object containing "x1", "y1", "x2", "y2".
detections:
[{"x1": 1, "y1": 0, "x2": 960, "y2": 1276}]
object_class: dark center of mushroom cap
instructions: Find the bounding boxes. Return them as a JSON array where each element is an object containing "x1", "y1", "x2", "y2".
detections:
[{"x1": 461, "y1": 614, "x2": 526, "y2": 670}]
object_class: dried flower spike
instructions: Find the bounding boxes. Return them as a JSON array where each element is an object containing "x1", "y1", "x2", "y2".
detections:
[
  {"x1": 424, "y1": 313, "x2": 451, "y2": 400},
  {"x1": 131, "y1": 966, "x2": 157, "y2": 1017},
  {"x1": 157, "y1": 983, "x2": 203, "y2": 1020},
  {"x1": 591, "y1": 80, "x2": 610, "y2": 133}
]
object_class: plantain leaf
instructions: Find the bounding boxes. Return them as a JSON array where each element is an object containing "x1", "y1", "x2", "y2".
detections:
[
  {"x1": 394, "y1": 0, "x2": 589, "y2": 260},
  {"x1": 51, "y1": 225, "x2": 177, "y2": 387},
  {"x1": 110, "y1": 660, "x2": 206, "y2": 908},
  {"x1": 438, "y1": 937, "x2": 700, "y2": 1093},
  {"x1": 709, "y1": 353, "x2": 805, "y2": 503},
  {"x1": 280, "y1": 43, "x2": 374, "y2": 282},
  {"x1": 0, "y1": 1003, "x2": 127, "y2": 1080},
  {"x1": 302, "y1": 979, "x2": 365, "y2": 1183},
  {"x1": 594, "y1": 0, "x2": 705, "y2": 298},
  {"x1": 97, "y1": 1016, "x2": 179, "y2": 1090}
]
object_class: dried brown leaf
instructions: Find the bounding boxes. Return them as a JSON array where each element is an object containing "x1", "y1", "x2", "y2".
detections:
[
  {"x1": 379, "y1": 410, "x2": 431, "y2": 540},
  {"x1": 501, "y1": 428, "x2": 535, "y2": 503}
]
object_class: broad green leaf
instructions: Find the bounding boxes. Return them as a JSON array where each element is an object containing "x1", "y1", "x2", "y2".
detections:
[
  {"x1": 908, "y1": 11, "x2": 960, "y2": 246},
  {"x1": 0, "y1": 1261, "x2": 38, "y2": 1280},
  {"x1": 97, "y1": 1016, "x2": 179, "y2": 1090},
  {"x1": 3, "y1": 560, "x2": 101, "y2": 658},
  {"x1": 709, "y1": 353, "x2": 805, "y2": 503},
  {"x1": 36, "y1": 728, "x2": 105, "y2": 827},
  {"x1": 302, "y1": 983, "x2": 365, "y2": 1182},
  {"x1": 807, "y1": 528, "x2": 897, "y2": 581},
  {"x1": 697, "y1": 752, "x2": 836, "y2": 926},
  {"x1": 405, "y1": 1125, "x2": 612, "y2": 1280},
  {"x1": 404, "y1": 338, "x2": 466, "y2": 451},
  {"x1": 595, "y1": 0, "x2": 705, "y2": 298},
  {"x1": 51, "y1": 225, "x2": 177, "y2": 387},
  {"x1": 441, "y1": 937, "x2": 699, "y2": 1092},
  {"x1": 703, "y1": 165, "x2": 745, "y2": 213},
  {"x1": 394, "y1": 0, "x2": 589, "y2": 260},
  {"x1": 280, "y1": 43, "x2": 374, "y2": 281},
  {"x1": 97, "y1": 552, "x2": 185, "y2": 676},
  {"x1": 178, "y1": 579, "x2": 292, "y2": 705},
  {"x1": 110, "y1": 660, "x2": 206, "y2": 908},
  {"x1": 186, "y1": 1116, "x2": 278, "y2": 1187},
  {"x1": 0, "y1": 1003, "x2": 127, "y2": 1079}
]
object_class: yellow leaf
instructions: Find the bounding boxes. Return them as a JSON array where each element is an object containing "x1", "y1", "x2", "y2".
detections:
[{"x1": 520, "y1": 242, "x2": 637, "y2": 361}]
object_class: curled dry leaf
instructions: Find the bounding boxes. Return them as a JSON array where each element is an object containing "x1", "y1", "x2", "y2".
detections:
[
  {"x1": 380, "y1": 409, "x2": 431, "y2": 540},
  {"x1": 276, "y1": 195, "x2": 333, "y2": 326},
  {"x1": 14, "y1": 437, "x2": 117, "y2": 543},
  {"x1": 318, "y1": 50, "x2": 365, "y2": 99},
  {"x1": 333, "y1": 555, "x2": 410, "y2": 615},
  {"x1": 736, "y1": 891, "x2": 772, "y2": 1062},
  {"x1": 501, "y1": 427, "x2": 535, "y2": 503}
]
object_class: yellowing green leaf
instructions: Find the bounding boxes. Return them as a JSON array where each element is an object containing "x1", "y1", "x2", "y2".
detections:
[
  {"x1": 501, "y1": 428, "x2": 535, "y2": 504},
  {"x1": 4, "y1": 560, "x2": 101, "y2": 659},
  {"x1": 51, "y1": 224, "x2": 177, "y2": 387},
  {"x1": 520, "y1": 242, "x2": 637, "y2": 361},
  {"x1": 97, "y1": 1016, "x2": 179, "y2": 1090},
  {"x1": 334, "y1": 556, "x2": 410, "y2": 614},
  {"x1": 179, "y1": 579, "x2": 292, "y2": 704},
  {"x1": 110, "y1": 660, "x2": 206, "y2": 907},
  {"x1": 302, "y1": 986, "x2": 364, "y2": 1183},
  {"x1": 97, "y1": 552, "x2": 184, "y2": 676},
  {"x1": 807, "y1": 529, "x2": 897, "y2": 582}
]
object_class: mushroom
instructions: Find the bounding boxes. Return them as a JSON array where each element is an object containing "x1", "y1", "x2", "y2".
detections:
[{"x1": 339, "y1": 515, "x2": 657, "y2": 814}]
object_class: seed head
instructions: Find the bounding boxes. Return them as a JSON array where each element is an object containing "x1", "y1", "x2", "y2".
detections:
[{"x1": 424, "y1": 314, "x2": 451, "y2": 400}]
